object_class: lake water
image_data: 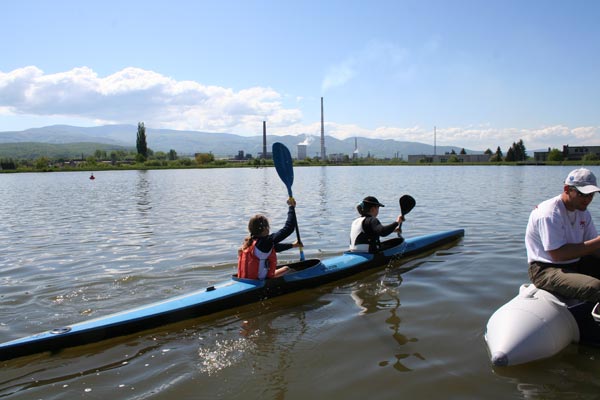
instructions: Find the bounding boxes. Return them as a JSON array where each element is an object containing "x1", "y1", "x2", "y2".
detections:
[{"x1": 1, "y1": 165, "x2": 599, "y2": 399}]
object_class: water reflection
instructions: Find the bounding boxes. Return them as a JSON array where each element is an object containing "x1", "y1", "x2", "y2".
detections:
[
  {"x1": 260, "y1": 167, "x2": 272, "y2": 212},
  {"x1": 317, "y1": 166, "x2": 328, "y2": 213},
  {"x1": 491, "y1": 344, "x2": 600, "y2": 399},
  {"x1": 135, "y1": 170, "x2": 152, "y2": 215},
  {"x1": 192, "y1": 295, "x2": 326, "y2": 398},
  {"x1": 350, "y1": 269, "x2": 421, "y2": 373},
  {"x1": 0, "y1": 343, "x2": 162, "y2": 398}
]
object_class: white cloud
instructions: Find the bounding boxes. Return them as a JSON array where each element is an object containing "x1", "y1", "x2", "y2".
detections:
[
  {"x1": 425, "y1": 125, "x2": 600, "y2": 152},
  {"x1": 1, "y1": 66, "x2": 598, "y2": 152},
  {"x1": 321, "y1": 40, "x2": 411, "y2": 92},
  {"x1": 0, "y1": 66, "x2": 303, "y2": 133},
  {"x1": 312, "y1": 122, "x2": 600, "y2": 153},
  {"x1": 322, "y1": 61, "x2": 358, "y2": 92}
]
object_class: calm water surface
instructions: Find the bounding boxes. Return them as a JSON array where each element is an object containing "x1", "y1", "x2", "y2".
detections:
[{"x1": 1, "y1": 165, "x2": 600, "y2": 399}]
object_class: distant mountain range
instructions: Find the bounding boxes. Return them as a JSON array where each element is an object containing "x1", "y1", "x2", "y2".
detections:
[{"x1": 0, "y1": 124, "x2": 481, "y2": 159}]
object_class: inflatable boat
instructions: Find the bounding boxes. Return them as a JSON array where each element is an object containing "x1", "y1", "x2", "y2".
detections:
[{"x1": 485, "y1": 283, "x2": 600, "y2": 366}]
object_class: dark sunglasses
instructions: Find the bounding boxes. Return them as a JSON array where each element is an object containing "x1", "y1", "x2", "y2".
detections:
[{"x1": 570, "y1": 187, "x2": 595, "y2": 199}]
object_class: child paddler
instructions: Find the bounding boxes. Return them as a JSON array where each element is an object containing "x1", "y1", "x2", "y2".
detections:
[{"x1": 238, "y1": 198, "x2": 300, "y2": 279}]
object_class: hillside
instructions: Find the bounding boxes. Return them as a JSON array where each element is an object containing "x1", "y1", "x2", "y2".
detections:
[
  {"x1": 0, "y1": 142, "x2": 134, "y2": 160},
  {"x1": 0, "y1": 125, "x2": 478, "y2": 159}
]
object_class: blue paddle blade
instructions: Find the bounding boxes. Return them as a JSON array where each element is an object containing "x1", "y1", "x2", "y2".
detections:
[{"x1": 272, "y1": 142, "x2": 294, "y2": 197}]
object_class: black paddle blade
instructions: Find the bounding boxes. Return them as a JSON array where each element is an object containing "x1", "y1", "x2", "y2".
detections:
[{"x1": 399, "y1": 195, "x2": 416, "y2": 216}]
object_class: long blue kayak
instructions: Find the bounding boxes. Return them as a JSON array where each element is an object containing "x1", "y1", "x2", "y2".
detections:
[{"x1": 0, "y1": 229, "x2": 464, "y2": 361}]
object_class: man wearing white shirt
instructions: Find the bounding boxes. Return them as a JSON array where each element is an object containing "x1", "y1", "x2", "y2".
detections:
[{"x1": 526, "y1": 168, "x2": 600, "y2": 302}]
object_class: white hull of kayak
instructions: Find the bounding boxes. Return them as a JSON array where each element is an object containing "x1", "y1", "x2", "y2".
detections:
[{"x1": 484, "y1": 284, "x2": 581, "y2": 367}]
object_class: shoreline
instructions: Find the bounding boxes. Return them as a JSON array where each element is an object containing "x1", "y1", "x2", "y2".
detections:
[{"x1": 1, "y1": 160, "x2": 599, "y2": 174}]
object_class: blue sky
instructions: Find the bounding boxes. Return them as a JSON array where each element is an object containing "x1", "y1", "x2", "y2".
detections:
[{"x1": 1, "y1": 0, "x2": 599, "y2": 152}]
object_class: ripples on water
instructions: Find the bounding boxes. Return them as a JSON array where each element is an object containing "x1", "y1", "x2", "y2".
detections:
[{"x1": 0, "y1": 166, "x2": 599, "y2": 399}]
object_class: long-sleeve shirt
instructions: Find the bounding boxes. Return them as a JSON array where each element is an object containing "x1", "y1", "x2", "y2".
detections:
[
  {"x1": 255, "y1": 206, "x2": 296, "y2": 253},
  {"x1": 350, "y1": 216, "x2": 398, "y2": 252},
  {"x1": 362, "y1": 216, "x2": 398, "y2": 238}
]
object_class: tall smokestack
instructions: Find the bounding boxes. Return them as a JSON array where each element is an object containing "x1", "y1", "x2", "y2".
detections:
[
  {"x1": 262, "y1": 121, "x2": 267, "y2": 159},
  {"x1": 434, "y1": 126, "x2": 437, "y2": 156},
  {"x1": 320, "y1": 97, "x2": 326, "y2": 160}
]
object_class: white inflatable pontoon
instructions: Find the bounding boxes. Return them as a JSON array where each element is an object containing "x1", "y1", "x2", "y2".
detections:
[{"x1": 485, "y1": 284, "x2": 600, "y2": 367}]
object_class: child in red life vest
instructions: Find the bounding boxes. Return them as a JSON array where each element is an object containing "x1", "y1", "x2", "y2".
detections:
[{"x1": 237, "y1": 198, "x2": 300, "y2": 280}]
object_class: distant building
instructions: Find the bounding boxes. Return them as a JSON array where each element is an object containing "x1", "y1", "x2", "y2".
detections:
[
  {"x1": 407, "y1": 153, "x2": 490, "y2": 163},
  {"x1": 297, "y1": 144, "x2": 307, "y2": 160},
  {"x1": 233, "y1": 150, "x2": 252, "y2": 161},
  {"x1": 533, "y1": 150, "x2": 550, "y2": 162},
  {"x1": 534, "y1": 145, "x2": 600, "y2": 162},
  {"x1": 562, "y1": 145, "x2": 600, "y2": 160},
  {"x1": 328, "y1": 153, "x2": 346, "y2": 162}
]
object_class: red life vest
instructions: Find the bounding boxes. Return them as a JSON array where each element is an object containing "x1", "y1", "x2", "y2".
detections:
[{"x1": 237, "y1": 240, "x2": 278, "y2": 279}]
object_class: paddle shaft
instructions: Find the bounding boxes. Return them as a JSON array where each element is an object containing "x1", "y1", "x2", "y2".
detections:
[{"x1": 288, "y1": 196, "x2": 305, "y2": 260}]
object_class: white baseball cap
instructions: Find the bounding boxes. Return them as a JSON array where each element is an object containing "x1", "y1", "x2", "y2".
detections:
[{"x1": 565, "y1": 168, "x2": 600, "y2": 194}]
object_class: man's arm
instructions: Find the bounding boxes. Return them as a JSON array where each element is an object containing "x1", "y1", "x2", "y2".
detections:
[{"x1": 548, "y1": 236, "x2": 600, "y2": 261}]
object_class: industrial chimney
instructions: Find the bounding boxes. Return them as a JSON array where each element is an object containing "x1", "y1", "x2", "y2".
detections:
[
  {"x1": 320, "y1": 97, "x2": 326, "y2": 161},
  {"x1": 262, "y1": 121, "x2": 267, "y2": 159}
]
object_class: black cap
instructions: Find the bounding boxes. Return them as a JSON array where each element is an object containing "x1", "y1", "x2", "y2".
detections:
[{"x1": 362, "y1": 196, "x2": 385, "y2": 207}]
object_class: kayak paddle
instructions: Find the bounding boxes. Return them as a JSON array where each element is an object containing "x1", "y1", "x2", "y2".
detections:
[
  {"x1": 398, "y1": 194, "x2": 416, "y2": 236},
  {"x1": 400, "y1": 194, "x2": 416, "y2": 216},
  {"x1": 272, "y1": 142, "x2": 305, "y2": 261}
]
